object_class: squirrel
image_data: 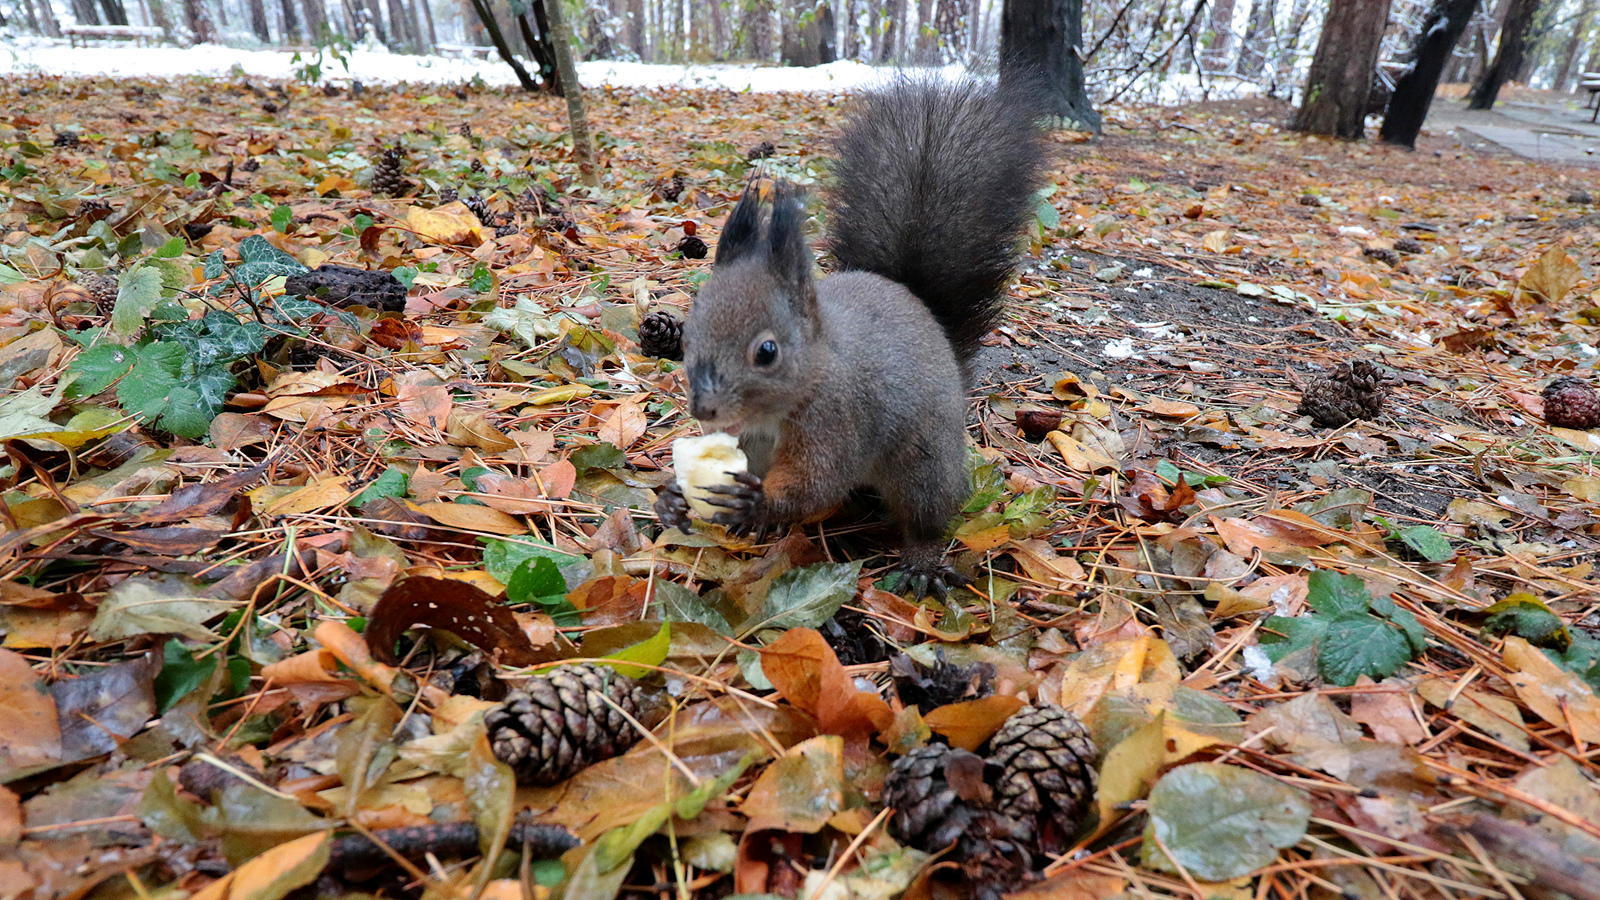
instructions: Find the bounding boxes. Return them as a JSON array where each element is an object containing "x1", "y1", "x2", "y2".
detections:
[{"x1": 653, "y1": 75, "x2": 1050, "y2": 596}]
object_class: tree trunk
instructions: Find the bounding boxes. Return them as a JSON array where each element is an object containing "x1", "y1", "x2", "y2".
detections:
[
  {"x1": 1292, "y1": 0, "x2": 1392, "y2": 137},
  {"x1": 246, "y1": 0, "x2": 271, "y2": 38},
  {"x1": 1551, "y1": 0, "x2": 1593, "y2": 89},
  {"x1": 1380, "y1": 0, "x2": 1475, "y2": 146},
  {"x1": 416, "y1": 0, "x2": 437, "y2": 48},
  {"x1": 71, "y1": 0, "x2": 102, "y2": 25},
  {"x1": 709, "y1": 0, "x2": 727, "y2": 56},
  {"x1": 183, "y1": 0, "x2": 214, "y2": 40},
  {"x1": 935, "y1": 0, "x2": 969, "y2": 60},
  {"x1": 783, "y1": 0, "x2": 835, "y2": 63},
  {"x1": 743, "y1": 0, "x2": 774, "y2": 56},
  {"x1": 1468, "y1": 0, "x2": 1537, "y2": 106},
  {"x1": 299, "y1": 0, "x2": 325, "y2": 38},
  {"x1": 1235, "y1": 0, "x2": 1276, "y2": 77},
  {"x1": 34, "y1": 0, "x2": 65, "y2": 36},
  {"x1": 1001, "y1": 0, "x2": 1101, "y2": 131},
  {"x1": 362, "y1": 0, "x2": 386, "y2": 41},
  {"x1": 880, "y1": 0, "x2": 905, "y2": 59},
  {"x1": 280, "y1": 0, "x2": 302, "y2": 39},
  {"x1": 543, "y1": 0, "x2": 598, "y2": 186},
  {"x1": 99, "y1": 0, "x2": 130, "y2": 25},
  {"x1": 468, "y1": 0, "x2": 539, "y2": 88},
  {"x1": 518, "y1": 0, "x2": 562, "y2": 92},
  {"x1": 1203, "y1": 0, "x2": 1235, "y2": 69},
  {"x1": 385, "y1": 0, "x2": 412, "y2": 45}
]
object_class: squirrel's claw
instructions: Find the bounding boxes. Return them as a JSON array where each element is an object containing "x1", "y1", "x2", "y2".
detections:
[
  {"x1": 895, "y1": 559, "x2": 972, "y2": 599},
  {"x1": 704, "y1": 472, "x2": 774, "y2": 539},
  {"x1": 653, "y1": 482, "x2": 692, "y2": 533}
]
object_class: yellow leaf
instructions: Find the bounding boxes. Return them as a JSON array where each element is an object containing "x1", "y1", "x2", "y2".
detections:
[
  {"x1": 418, "y1": 501, "x2": 528, "y2": 535},
  {"x1": 1201, "y1": 229, "x2": 1230, "y2": 253},
  {"x1": 447, "y1": 410, "x2": 516, "y2": 453},
  {"x1": 1551, "y1": 427, "x2": 1600, "y2": 452},
  {"x1": 1519, "y1": 246, "x2": 1581, "y2": 303},
  {"x1": 258, "y1": 475, "x2": 352, "y2": 516},
  {"x1": 955, "y1": 522, "x2": 1012, "y2": 553},
  {"x1": 596, "y1": 399, "x2": 648, "y2": 450},
  {"x1": 1058, "y1": 635, "x2": 1180, "y2": 717},
  {"x1": 190, "y1": 831, "x2": 330, "y2": 900},
  {"x1": 1140, "y1": 397, "x2": 1200, "y2": 418},
  {"x1": 405, "y1": 202, "x2": 485, "y2": 247},
  {"x1": 924, "y1": 695, "x2": 1025, "y2": 751},
  {"x1": 1048, "y1": 430, "x2": 1118, "y2": 472},
  {"x1": 1097, "y1": 711, "x2": 1165, "y2": 822},
  {"x1": 529, "y1": 384, "x2": 594, "y2": 406},
  {"x1": 316, "y1": 175, "x2": 359, "y2": 195},
  {"x1": 1503, "y1": 636, "x2": 1600, "y2": 744}
]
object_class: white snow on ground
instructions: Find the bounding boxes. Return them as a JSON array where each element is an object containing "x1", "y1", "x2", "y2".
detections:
[{"x1": 0, "y1": 38, "x2": 953, "y2": 92}]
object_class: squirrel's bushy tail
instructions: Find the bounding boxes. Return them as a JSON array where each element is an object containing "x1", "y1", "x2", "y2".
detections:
[{"x1": 828, "y1": 75, "x2": 1050, "y2": 362}]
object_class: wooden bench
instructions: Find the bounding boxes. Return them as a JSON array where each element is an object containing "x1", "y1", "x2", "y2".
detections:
[
  {"x1": 62, "y1": 25, "x2": 163, "y2": 47},
  {"x1": 1583, "y1": 73, "x2": 1600, "y2": 123},
  {"x1": 435, "y1": 42, "x2": 495, "y2": 59}
]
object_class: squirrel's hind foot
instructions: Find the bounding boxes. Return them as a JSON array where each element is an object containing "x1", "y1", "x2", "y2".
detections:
[{"x1": 893, "y1": 547, "x2": 971, "y2": 599}]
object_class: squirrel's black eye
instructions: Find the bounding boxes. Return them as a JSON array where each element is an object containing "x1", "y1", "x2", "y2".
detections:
[{"x1": 755, "y1": 340, "x2": 778, "y2": 366}]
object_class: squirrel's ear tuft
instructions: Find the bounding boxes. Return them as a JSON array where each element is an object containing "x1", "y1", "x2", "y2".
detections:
[
  {"x1": 767, "y1": 186, "x2": 815, "y2": 308},
  {"x1": 715, "y1": 184, "x2": 763, "y2": 268}
]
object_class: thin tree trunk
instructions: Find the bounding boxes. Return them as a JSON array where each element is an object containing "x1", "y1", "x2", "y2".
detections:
[
  {"x1": 184, "y1": 0, "x2": 214, "y2": 41},
  {"x1": 1380, "y1": 0, "x2": 1476, "y2": 146},
  {"x1": 544, "y1": 0, "x2": 598, "y2": 186},
  {"x1": 518, "y1": 0, "x2": 561, "y2": 91},
  {"x1": 1292, "y1": 0, "x2": 1392, "y2": 137},
  {"x1": 743, "y1": 0, "x2": 774, "y2": 56},
  {"x1": 1203, "y1": 0, "x2": 1234, "y2": 69},
  {"x1": 417, "y1": 0, "x2": 437, "y2": 47},
  {"x1": 385, "y1": 0, "x2": 412, "y2": 45},
  {"x1": 71, "y1": 0, "x2": 102, "y2": 25},
  {"x1": 1551, "y1": 0, "x2": 1593, "y2": 88},
  {"x1": 33, "y1": 0, "x2": 64, "y2": 33},
  {"x1": 246, "y1": 0, "x2": 271, "y2": 38},
  {"x1": 627, "y1": 0, "x2": 644, "y2": 56},
  {"x1": 300, "y1": 0, "x2": 326, "y2": 38},
  {"x1": 880, "y1": 0, "x2": 905, "y2": 58},
  {"x1": 1235, "y1": 0, "x2": 1276, "y2": 77},
  {"x1": 1468, "y1": 0, "x2": 1538, "y2": 106},
  {"x1": 468, "y1": 0, "x2": 538, "y2": 87},
  {"x1": 280, "y1": 0, "x2": 302, "y2": 39}
]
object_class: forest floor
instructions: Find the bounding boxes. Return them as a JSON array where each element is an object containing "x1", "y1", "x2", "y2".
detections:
[{"x1": 1, "y1": 76, "x2": 1599, "y2": 900}]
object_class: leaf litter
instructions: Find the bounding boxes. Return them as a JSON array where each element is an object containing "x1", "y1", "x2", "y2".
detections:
[{"x1": 0, "y1": 80, "x2": 1598, "y2": 900}]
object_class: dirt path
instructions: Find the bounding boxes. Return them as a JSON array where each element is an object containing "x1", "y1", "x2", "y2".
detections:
[{"x1": 1424, "y1": 96, "x2": 1600, "y2": 167}]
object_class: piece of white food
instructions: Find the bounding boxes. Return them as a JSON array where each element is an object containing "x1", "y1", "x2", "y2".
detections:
[{"x1": 672, "y1": 433, "x2": 748, "y2": 519}]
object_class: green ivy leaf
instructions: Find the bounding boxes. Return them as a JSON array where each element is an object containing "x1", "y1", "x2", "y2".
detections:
[
  {"x1": 203, "y1": 249, "x2": 227, "y2": 279},
  {"x1": 233, "y1": 234, "x2": 307, "y2": 287},
  {"x1": 483, "y1": 536, "x2": 581, "y2": 585},
  {"x1": 111, "y1": 267, "x2": 164, "y2": 338},
  {"x1": 271, "y1": 204, "x2": 293, "y2": 233},
  {"x1": 569, "y1": 442, "x2": 625, "y2": 474}
]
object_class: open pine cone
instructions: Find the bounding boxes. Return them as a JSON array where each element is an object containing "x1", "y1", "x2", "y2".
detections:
[
  {"x1": 1297, "y1": 360, "x2": 1394, "y2": 428},
  {"x1": 484, "y1": 663, "x2": 654, "y2": 786},
  {"x1": 638, "y1": 309, "x2": 684, "y2": 360}
]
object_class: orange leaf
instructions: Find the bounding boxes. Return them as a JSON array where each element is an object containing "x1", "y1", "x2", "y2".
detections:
[
  {"x1": 924, "y1": 695, "x2": 1026, "y2": 751},
  {"x1": 418, "y1": 501, "x2": 528, "y2": 536},
  {"x1": 759, "y1": 627, "x2": 829, "y2": 714}
]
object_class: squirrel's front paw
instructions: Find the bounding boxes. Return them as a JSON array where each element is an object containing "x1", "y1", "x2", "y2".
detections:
[
  {"x1": 653, "y1": 482, "x2": 693, "y2": 533},
  {"x1": 702, "y1": 472, "x2": 777, "y2": 539}
]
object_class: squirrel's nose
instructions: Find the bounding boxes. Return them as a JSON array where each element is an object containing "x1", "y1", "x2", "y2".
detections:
[
  {"x1": 689, "y1": 395, "x2": 718, "y2": 421},
  {"x1": 688, "y1": 364, "x2": 718, "y2": 421}
]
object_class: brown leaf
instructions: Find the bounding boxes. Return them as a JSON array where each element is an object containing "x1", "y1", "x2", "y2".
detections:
[
  {"x1": 0, "y1": 648, "x2": 62, "y2": 776},
  {"x1": 740, "y1": 735, "x2": 844, "y2": 834},
  {"x1": 923, "y1": 695, "x2": 1025, "y2": 751},
  {"x1": 760, "y1": 628, "x2": 891, "y2": 738},
  {"x1": 366, "y1": 576, "x2": 558, "y2": 667},
  {"x1": 417, "y1": 501, "x2": 527, "y2": 536},
  {"x1": 52, "y1": 652, "x2": 159, "y2": 764},
  {"x1": 1519, "y1": 246, "x2": 1582, "y2": 304}
]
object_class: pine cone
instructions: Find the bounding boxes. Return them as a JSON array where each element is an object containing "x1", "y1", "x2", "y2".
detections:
[
  {"x1": 1567, "y1": 190, "x2": 1594, "y2": 205},
  {"x1": 890, "y1": 652, "x2": 995, "y2": 713},
  {"x1": 464, "y1": 193, "x2": 494, "y2": 227},
  {"x1": 1362, "y1": 247, "x2": 1400, "y2": 266},
  {"x1": 372, "y1": 145, "x2": 409, "y2": 196},
  {"x1": 989, "y1": 705, "x2": 1097, "y2": 841},
  {"x1": 883, "y1": 744, "x2": 987, "y2": 851},
  {"x1": 675, "y1": 235, "x2": 708, "y2": 259},
  {"x1": 884, "y1": 745, "x2": 1036, "y2": 898},
  {"x1": 484, "y1": 663, "x2": 652, "y2": 786},
  {"x1": 1296, "y1": 360, "x2": 1392, "y2": 428},
  {"x1": 1542, "y1": 376, "x2": 1600, "y2": 429},
  {"x1": 494, "y1": 223, "x2": 519, "y2": 238},
  {"x1": 1394, "y1": 237, "x2": 1424, "y2": 254},
  {"x1": 458, "y1": 122, "x2": 473, "y2": 138},
  {"x1": 657, "y1": 173, "x2": 685, "y2": 201},
  {"x1": 79, "y1": 273, "x2": 119, "y2": 315},
  {"x1": 747, "y1": 140, "x2": 776, "y2": 161},
  {"x1": 53, "y1": 130, "x2": 80, "y2": 148},
  {"x1": 638, "y1": 309, "x2": 684, "y2": 360},
  {"x1": 439, "y1": 187, "x2": 459, "y2": 204},
  {"x1": 820, "y1": 607, "x2": 892, "y2": 666}
]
